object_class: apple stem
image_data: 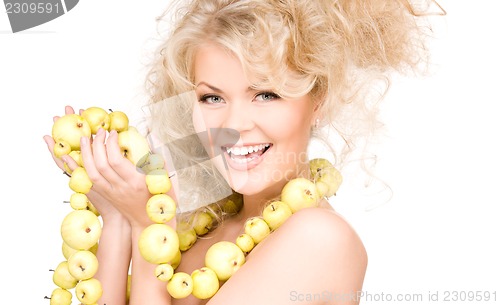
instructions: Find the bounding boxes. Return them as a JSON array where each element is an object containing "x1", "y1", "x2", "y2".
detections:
[
  {"x1": 109, "y1": 109, "x2": 114, "y2": 112},
  {"x1": 63, "y1": 171, "x2": 71, "y2": 177},
  {"x1": 49, "y1": 269, "x2": 55, "y2": 272},
  {"x1": 44, "y1": 296, "x2": 51, "y2": 300},
  {"x1": 63, "y1": 200, "x2": 69, "y2": 203}
]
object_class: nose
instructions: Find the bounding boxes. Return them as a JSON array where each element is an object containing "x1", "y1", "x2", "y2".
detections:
[{"x1": 222, "y1": 100, "x2": 255, "y2": 132}]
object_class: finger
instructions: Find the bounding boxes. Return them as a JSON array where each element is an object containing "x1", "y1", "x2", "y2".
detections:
[
  {"x1": 61, "y1": 154, "x2": 80, "y2": 173},
  {"x1": 106, "y1": 130, "x2": 143, "y2": 181},
  {"x1": 92, "y1": 128, "x2": 126, "y2": 185},
  {"x1": 65, "y1": 105, "x2": 75, "y2": 115},
  {"x1": 79, "y1": 135, "x2": 112, "y2": 191}
]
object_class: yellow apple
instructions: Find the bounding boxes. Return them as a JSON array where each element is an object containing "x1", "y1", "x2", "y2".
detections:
[
  {"x1": 145, "y1": 169, "x2": 172, "y2": 194},
  {"x1": 191, "y1": 267, "x2": 219, "y2": 299},
  {"x1": 235, "y1": 233, "x2": 255, "y2": 253},
  {"x1": 61, "y1": 210, "x2": 102, "y2": 250},
  {"x1": 81, "y1": 106, "x2": 110, "y2": 134},
  {"x1": 244, "y1": 217, "x2": 270, "y2": 244},
  {"x1": 138, "y1": 224, "x2": 179, "y2": 264},
  {"x1": 310, "y1": 158, "x2": 343, "y2": 197},
  {"x1": 205, "y1": 241, "x2": 245, "y2": 281},
  {"x1": 191, "y1": 211, "x2": 213, "y2": 236},
  {"x1": 69, "y1": 192, "x2": 90, "y2": 210},
  {"x1": 62, "y1": 241, "x2": 98, "y2": 260},
  {"x1": 166, "y1": 272, "x2": 193, "y2": 299},
  {"x1": 280, "y1": 177, "x2": 319, "y2": 213},
  {"x1": 47, "y1": 287, "x2": 72, "y2": 305},
  {"x1": 67, "y1": 250, "x2": 99, "y2": 280},
  {"x1": 53, "y1": 140, "x2": 71, "y2": 158},
  {"x1": 69, "y1": 167, "x2": 92, "y2": 194},
  {"x1": 52, "y1": 261, "x2": 77, "y2": 289},
  {"x1": 154, "y1": 263, "x2": 174, "y2": 282},
  {"x1": 170, "y1": 249, "x2": 182, "y2": 269},
  {"x1": 75, "y1": 278, "x2": 102, "y2": 305},
  {"x1": 262, "y1": 200, "x2": 293, "y2": 231},
  {"x1": 108, "y1": 110, "x2": 129, "y2": 132},
  {"x1": 52, "y1": 114, "x2": 91, "y2": 151},
  {"x1": 117, "y1": 127, "x2": 150, "y2": 167},
  {"x1": 140, "y1": 153, "x2": 164, "y2": 173},
  {"x1": 176, "y1": 222, "x2": 197, "y2": 251},
  {"x1": 146, "y1": 194, "x2": 176, "y2": 223},
  {"x1": 64, "y1": 150, "x2": 83, "y2": 174}
]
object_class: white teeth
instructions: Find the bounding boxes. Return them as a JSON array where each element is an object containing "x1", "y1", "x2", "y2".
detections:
[{"x1": 225, "y1": 144, "x2": 270, "y2": 156}]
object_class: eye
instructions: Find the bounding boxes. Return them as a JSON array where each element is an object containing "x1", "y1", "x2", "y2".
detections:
[
  {"x1": 199, "y1": 94, "x2": 225, "y2": 104},
  {"x1": 255, "y1": 92, "x2": 280, "y2": 102}
]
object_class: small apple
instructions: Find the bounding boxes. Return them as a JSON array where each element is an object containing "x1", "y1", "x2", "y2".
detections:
[
  {"x1": 244, "y1": 217, "x2": 270, "y2": 244},
  {"x1": 166, "y1": 272, "x2": 193, "y2": 299},
  {"x1": 138, "y1": 223, "x2": 179, "y2": 264},
  {"x1": 235, "y1": 233, "x2": 254, "y2": 253},
  {"x1": 262, "y1": 200, "x2": 293, "y2": 231},
  {"x1": 191, "y1": 211, "x2": 213, "y2": 236},
  {"x1": 108, "y1": 110, "x2": 129, "y2": 132},
  {"x1": 154, "y1": 263, "x2": 174, "y2": 282},
  {"x1": 64, "y1": 150, "x2": 83, "y2": 174},
  {"x1": 280, "y1": 177, "x2": 319, "y2": 213},
  {"x1": 309, "y1": 158, "x2": 343, "y2": 197},
  {"x1": 52, "y1": 261, "x2": 77, "y2": 289},
  {"x1": 53, "y1": 140, "x2": 71, "y2": 158},
  {"x1": 52, "y1": 113, "x2": 91, "y2": 151},
  {"x1": 67, "y1": 250, "x2": 99, "y2": 280},
  {"x1": 140, "y1": 153, "x2": 164, "y2": 173},
  {"x1": 117, "y1": 127, "x2": 151, "y2": 167},
  {"x1": 61, "y1": 210, "x2": 102, "y2": 250},
  {"x1": 62, "y1": 241, "x2": 98, "y2": 260},
  {"x1": 145, "y1": 169, "x2": 172, "y2": 194},
  {"x1": 46, "y1": 287, "x2": 72, "y2": 305},
  {"x1": 176, "y1": 222, "x2": 197, "y2": 251},
  {"x1": 69, "y1": 167, "x2": 93, "y2": 194},
  {"x1": 81, "y1": 106, "x2": 110, "y2": 134},
  {"x1": 69, "y1": 192, "x2": 90, "y2": 210},
  {"x1": 191, "y1": 267, "x2": 219, "y2": 299},
  {"x1": 205, "y1": 241, "x2": 245, "y2": 281},
  {"x1": 75, "y1": 278, "x2": 102, "y2": 305},
  {"x1": 146, "y1": 194, "x2": 176, "y2": 223},
  {"x1": 170, "y1": 249, "x2": 182, "y2": 269}
]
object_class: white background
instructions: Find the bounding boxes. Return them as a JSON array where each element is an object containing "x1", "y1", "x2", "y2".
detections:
[{"x1": 1, "y1": 1, "x2": 499, "y2": 304}]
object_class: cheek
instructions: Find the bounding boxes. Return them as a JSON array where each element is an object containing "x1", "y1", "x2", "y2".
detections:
[{"x1": 192, "y1": 103, "x2": 206, "y2": 133}]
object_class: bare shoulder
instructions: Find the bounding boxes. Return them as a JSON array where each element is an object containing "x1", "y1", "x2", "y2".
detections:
[{"x1": 208, "y1": 207, "x2": 368, "y2": 305}]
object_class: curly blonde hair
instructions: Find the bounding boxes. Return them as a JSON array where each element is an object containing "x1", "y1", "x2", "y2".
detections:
[{"x1": 143, "y1": 0, "x2": 443, "y2": 219}]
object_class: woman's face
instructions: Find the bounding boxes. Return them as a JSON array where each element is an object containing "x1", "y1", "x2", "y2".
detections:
[{"x1": 192, "y1": 44, "x2": 316, "y2": 198}]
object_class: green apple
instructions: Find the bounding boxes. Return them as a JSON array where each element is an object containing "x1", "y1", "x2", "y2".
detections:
[
  {"x1": 191, "y1": 211, "x2": 213, "y2": 236},
  {"x1": 166, "y1": 272, "x2": 193, "y2": 299},
  {"x1": 53, "y1": 140, "x2": 71, "y2": 159},
  {"x1": 52, "y1": 261, "x2": 77, "y2": 289},
  {"x1": 81, "y1": 106, "x2": 110, "y2": 134},
  {"x1": 68, "y1": 167, "x2": 93, "y2": 194},
  {"x1": 117, "y1": 127, "x2": 150, "y2": 167},
  {"x1": 220, "y1": 192, "x2": 243, "y2": 214},
  {"x1": 46, "y1": 287, "x2": 72, "y2": 305},
  {"x1": 205, "y1": 241, "x2": 245, "y2": 281},
  {"x1": 146, "y1": 194, "x2": 176, "y2": 223},
  {"x1": 170, "y1": 249, "x2": 182, "y2": 269},
  {"x1": 309, "y1": 158, "x2": 342, "y2": 197},
  {"x1": 176, "y1": 222, "x2": 197, "y2": 251},
  {"x1": 52, "y1": 114, "x2": 91, "y2": 151},
  {"x1": 154, "y1": 263, "x2": 174, "y2": 282},
  {"x1": 67, "y1": 250, "x2": 99, "y2": 280},
  {"x1": 280, "y1": 177, "x2": 319, "y2": 213},
  {"x1": 145, "y1": 169, "x2": 172, "y2": 194},
  {"x1": 108, "y1": 110, "x2": 129, "y2": 132},
  {"x1": 138, "y1": 223, "x2": 179, "y2": 264},
  {"x1": 140, "y1": 153, "x2": 164, "y2": 173},
  {"x1": 262, "y1": 200, "x2": 293, "y2": 231},
  {"x1": 75, "y1": 278, "x2": 102, "y2": 305},
  {"x1": 62, "y1": 241, "x2": 98, "y2": 260},
  {"x1": 244, "y1": 217, "x2": 270, "y2": 244},
  {"x1": 191, "y1": 267, "x2": 219, "y2": 299},
  {"x1": 235, "y1": 233, "x2": 255, "y2": 253},
  {"x1": 61, "y1": 210, "x2": 102, "y2": 250}
]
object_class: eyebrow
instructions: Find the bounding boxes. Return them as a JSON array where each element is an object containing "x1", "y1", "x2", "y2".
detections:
[{"x1": 196, "y1": 81, "x2": 257, "y2": 93}]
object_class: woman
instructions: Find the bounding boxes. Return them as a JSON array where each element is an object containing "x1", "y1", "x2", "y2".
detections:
[{"x1": 44, "y1": 0, "x2": 442, "y2": 304}]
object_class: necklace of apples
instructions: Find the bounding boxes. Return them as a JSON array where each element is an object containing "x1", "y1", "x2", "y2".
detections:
[{"x1": 139, "y1": 154, "x2": 342, "y2": 300}]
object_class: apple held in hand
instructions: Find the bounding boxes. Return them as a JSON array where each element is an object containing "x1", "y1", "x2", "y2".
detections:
[
  {"x1": 81, "y1": 106, "x2": 110, "y2": 134},
  {"x1": 69, "y1": 192, "x2": 90, "y2": 210},
  {"x1": 262, "y1": 200, "x2": 292, "y2": 231},
  {"x1": 146, "y1": 194, "x2": 176, "y2": 223},
  {"x1": 61, "y1": 210, "x2": 102, "y2": 250},
  {"x1": 244, "y1": 217, "x2": 270, "y2": 244},
  {"x1": 145, "y1": 169, "x2": 172, "y2": 194},
  {"x1": 69, "y1": 167, "x2": 93, "y2": 194},
  {"x1": 191, "y1": 267, "x2": 219, "y2": 299},
  {"x1": 46, "y1": 287, "x2": 72, "y2": 305},
  {"x1": 167, "y1": 272, "x2": 193, "y2": 299},
  {"x1": 75, "y1": 278, "x2": 102, "y2": 305},
  {"x1": 64, "y1": 150, "x2": 83, "y2": 174},
  {"x1": 280, "y1": 177, "x2": 319, "y2": 213},
  {"x1": 53, "y1": 140, "x2": 71, "y2": 159},
  {"x1": 52, "y1": 114, "x2": 91, "y2": 151},
  {"x1": 140, "y1": 153, "x2": 164, "y2": 173},
  {"x1": 108, "y1": 110, "x2": 129, "y2": 132},
  {"x1": 52, "y1": 261, "x2": 77, "y2": 289},
  {"x1": 205, "y1": 241, "x2": 245, "y2": 281},
  {"x1": 67, "y1": 250, "x2": 99, "y2": 280},
  {"x1": 138, "y1": 223, "x2": 179, "y2": 264},
  {"x1": 117, "y1": 126, "x2": 151, "y2": 167}
]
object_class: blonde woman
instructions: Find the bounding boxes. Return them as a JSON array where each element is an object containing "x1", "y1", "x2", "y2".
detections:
[{"x1": 44, "y1": 0, "x2": 443, "y2": 304}]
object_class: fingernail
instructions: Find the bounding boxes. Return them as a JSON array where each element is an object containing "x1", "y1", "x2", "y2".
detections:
[
  {"x1": 81, "y1": 136, "x2": 88, "y2": 147},
  {"x1": 96, "y1": 128, "x2": 104, "y2": 136},
  {"x1": 61, "y1": 156, "x2": 69, "y2": 163}
]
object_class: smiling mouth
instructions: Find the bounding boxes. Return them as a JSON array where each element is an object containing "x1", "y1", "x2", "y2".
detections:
[{"x1": 223, "y1": 143, "x2": 272, "y2": 164}]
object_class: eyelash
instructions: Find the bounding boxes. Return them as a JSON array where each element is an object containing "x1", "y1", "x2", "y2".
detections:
[{"x1": 199, "y1": 92, "x2": 281, "y2": 104}]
